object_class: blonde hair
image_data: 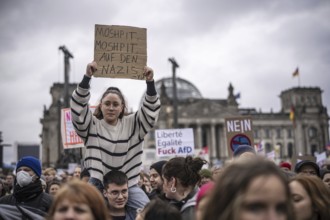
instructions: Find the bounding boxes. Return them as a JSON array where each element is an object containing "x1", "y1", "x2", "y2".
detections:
[
  {"x1": 43, "y1": 167, "x2": 56, "y2": 176},
  {"x1": 46, "y1": 180, "x2": 111, "y2": 220}
]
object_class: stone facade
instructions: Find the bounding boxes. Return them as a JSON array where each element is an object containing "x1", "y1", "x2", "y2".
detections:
[
  {"x1": 40, "y1": 83, "x2": 78, "y2": 167},
  {"x1": 144, "y1": 77, "x2": 329, "y2": 165},
  {"x1": 40, "y1": 78, "x2": 329, "y2": 167}
]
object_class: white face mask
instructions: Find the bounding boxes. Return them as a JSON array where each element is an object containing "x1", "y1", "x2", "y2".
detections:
[{"x1": 16, "y1": 171, "x2": 33, "y2": 187}]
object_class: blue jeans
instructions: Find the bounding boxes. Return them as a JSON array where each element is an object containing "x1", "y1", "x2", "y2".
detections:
[{"x1": 127, "y1": 185, "x2": 150, "y2": 209}]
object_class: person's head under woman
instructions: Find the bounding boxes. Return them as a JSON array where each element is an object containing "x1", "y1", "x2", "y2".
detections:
[
  {"x1": 73, "y1": 165, "x2": 82, "y2": 179},
  {"x1": 162, "y1": 156, "x2": 206, "y2": 220},
  {"x1": 136, "y1": 198, "x2": 182, "y2": 220},
  {"x1": 202, "y1": 157, "x2": 295, "y2": 220},
  {"x1": 93, "y1": 87, "x2": 128, "y2": 126},
  {"x1": 320, "y1": 169, "x2": 330, "y2": 189},
  {"x1": 43, "y1": 167, "x2": 57, "y2": 185},
  {"x1": 46, "y1": 180, "x2": 111, "y2": 220},
  {"x1": 162, "y1": 156, "x2": 206, "y2": 202},
  {"x1": 289, "y1": 174, "x2": 330, "y2": 220},
  {"x1": 47, "y1": 180, "x2": 61, "y2": 197}
]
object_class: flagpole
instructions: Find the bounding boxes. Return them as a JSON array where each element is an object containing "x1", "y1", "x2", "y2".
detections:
[{"x1": 292, "y1": 67, "x2": 300, "y2": 87}]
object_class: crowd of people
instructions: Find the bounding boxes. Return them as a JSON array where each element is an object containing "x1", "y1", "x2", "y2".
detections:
[
  {"x1": 0, "y1": 151, "x2": 330, "y2": 220},
  {"x1": 0, "y1": 61, "x2": 329, "y2": 219}
]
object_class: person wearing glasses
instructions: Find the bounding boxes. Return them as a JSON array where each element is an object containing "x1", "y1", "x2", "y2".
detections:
[{"x1": 104, "y1": 170, "x2": 136, "y2": 220}]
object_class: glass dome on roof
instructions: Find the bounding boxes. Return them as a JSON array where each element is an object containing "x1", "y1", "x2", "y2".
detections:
[{"x1": 155, "y1": 77, "x2": 203, "y2": 100}]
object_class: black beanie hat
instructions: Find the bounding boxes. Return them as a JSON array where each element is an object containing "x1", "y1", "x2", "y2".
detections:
[
  {"x1": 294, "y1": 160, "x2": 320, "y2": 177},
  {"x1": 150, "y1": 160, "x2": 167, "y2": 176}
]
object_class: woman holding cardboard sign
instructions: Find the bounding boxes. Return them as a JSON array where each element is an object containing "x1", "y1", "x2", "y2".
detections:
[{"x1": 70, "y1": 61, "x2": 161, "y2": 210}]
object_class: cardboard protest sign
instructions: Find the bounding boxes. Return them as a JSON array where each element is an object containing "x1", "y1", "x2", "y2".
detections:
[
  {"x1": 225, "y1": 116, "x2": 254, "y2": 157},
  {"x1": 155, "y1": 128, "x2": 194, "y2": 157},
  {"x1": 61, "y1": 107, "x2": 96, "y2": 149},
  {"x1": 291, "y1": 155, "x2": 316, "y2": 170},
  {"x1": 94, "y1": 24, "x2": 147, "y2": 80},
  {"x1": 61, "y1": 108, "x2": 84, "y2": 149}
]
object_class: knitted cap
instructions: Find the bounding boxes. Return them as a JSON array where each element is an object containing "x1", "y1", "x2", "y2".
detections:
[
  {"x1": 16, "y1": 156, "x2": 42, "y2": 177},
  {"x1": 233, "y1": 145, "x2": 256, "y2": 157},
  {"x1": 294, "y1": 160, "x2": 320, "y2": 177},
  {"x1": 279, "y1": 161, "x2": 292, "y2": 170},
  {"x1": 150, "y1": 160, "x2": 167, "y2": 176},
  {"x1": 199, "y1": 169, "x2": 212, "y2": 178},
  {"x1": 196, "y1": 182, "x2": 215, "y2": 207}
]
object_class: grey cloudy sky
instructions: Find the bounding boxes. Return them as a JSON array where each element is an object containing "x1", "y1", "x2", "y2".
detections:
[{"x1": 1, "y1": 0, "x2": 329, "y2": 164}]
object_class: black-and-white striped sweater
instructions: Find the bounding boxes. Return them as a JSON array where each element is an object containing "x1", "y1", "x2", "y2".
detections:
[{"x1": 70, "y1": 85, "x2": 160, "y2": 187}]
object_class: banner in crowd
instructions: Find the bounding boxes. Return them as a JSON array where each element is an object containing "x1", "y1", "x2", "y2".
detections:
[
  {"x1": 94, "y1": 24, "x2": 147, "y2": 80},
  {"x1": 314, "y1": 151, "x2": 327, "y2": 167},
  {"x1": 225, "y1": 116, "x2": 254, "y2": 157},
  {"x1": 155, "y1": 128, "x2": 194, "y2": 157},
  {"x1": 292, "y1": 155, "x2": 316, "y2": 169},
  {"x1": 61, "y1": 107, "x2": 95, "y2": 149},
  {"x1": 254, "y1": 139, "x2": 265, "y2": 155}
]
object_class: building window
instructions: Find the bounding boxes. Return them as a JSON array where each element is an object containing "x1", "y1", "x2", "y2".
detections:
[
  {"x1": 311, "y1": 145, "x2": 317, "y2": 155},
  {"x1": 288, "y1": 143, "x2": 293, "y2": 158},
  {"x1": 308, "y1": 127, "x2": 317, "y2": 138},
  {"x1": 265, "y1": 143, "x2": 272, "y2": 153},
  {"x1": 300, "y1": 96, "x2": 305, "y2": 104},
  {"x1": 265, "y1": 129, "x2": 271, "y2": 139},
  {"x1": 276, "y1": 129, "x2": 281, "y2": 138},
  {"x1": 202, "y1": 125, "x2": 208, "y2": 147},
  {"x1": 312, "y1": 96, "x2": 317, "y2": 105},
  {"x1": 254, "y1": 129, "x2": 259, "y2": 139},
  {"x1": 275, "y1": 143, "x2": 283, "y2": 158},
  {"x1": 287, "y1": 128, "x2": 293, "y2": 138}
]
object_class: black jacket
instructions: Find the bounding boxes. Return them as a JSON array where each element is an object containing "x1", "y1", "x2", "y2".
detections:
[
  {"x1": 0, "y1": 180, "x2": 52, "y2": 215},
  {"x1": 0, "y1": 204, "x2": 44, "y2": 220}
]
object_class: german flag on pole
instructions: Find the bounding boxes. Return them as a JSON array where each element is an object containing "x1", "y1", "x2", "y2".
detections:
[
  {"x1": 289, "y1": 106, "x2": 295, "y2": 121},
  {"x1": 292, "y1": 67, "x2": 299, "y2": 77},
  {"x1": 290, "y1": 106, "x2": 296, "y2": 127}
]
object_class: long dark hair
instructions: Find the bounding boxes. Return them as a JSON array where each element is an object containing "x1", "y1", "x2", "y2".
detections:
[
  {"x1": 162, "y1": 156, "x2": 206, "y2": 188},
  {"x1": 202, "y1": 157, "x2": 295, "y2": 220},
  {"x1": 93, "y1": 87, "x2": 127, "y2": 119},
  {"x1": 290, "y1": 175, "x2": 330, "y2": 220}
]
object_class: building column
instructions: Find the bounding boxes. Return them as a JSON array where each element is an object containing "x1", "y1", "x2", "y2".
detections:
[
  {"x1": 304, "y1": 125, "x2": 310, "y2": 155},
  {"x1": 294, "y1": 122, "x2": 304, "y2": 155},
  {"x1": 220, "y1": 124, "x2": 228, "y2": 158},
  {"x1": 210, "y1": 124, "x2": 216, "y2": 161},
  {"x1": 271, "y1": 128, "x2": 276, "y2": 151},
  {"x1": 217, "y1": 124, "x2": 223, "y2": 159},
  {"x1": 196, "y1": 123, "x2": 202, "y2": 149},
  {"x1": 283, "y1": 127, "x2": 288, "y2": 158}
]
